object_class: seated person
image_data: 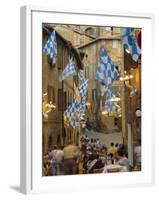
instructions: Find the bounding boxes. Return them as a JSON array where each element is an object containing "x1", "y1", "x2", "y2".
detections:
[
  {"x1": 86, "y1": 152, "x2": 104, "y2": 174},
  {"x1": 114, "y1": 148, "x2": 130, "y2": 172}
]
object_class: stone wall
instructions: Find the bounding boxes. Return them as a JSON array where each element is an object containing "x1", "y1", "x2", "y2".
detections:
[{"x1": 79, "y1": 37, "x2": 123, "y2": 133}]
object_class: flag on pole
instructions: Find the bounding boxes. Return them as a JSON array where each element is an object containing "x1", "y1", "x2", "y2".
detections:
[
  {"x1": 105, "y1": 89, "x2": 116, "y2": 112},
  {"x1": 59, "y1": 58, "x2": 77, "y2": 81},
  {"x1": 79, "y1": 79, "x2": 88, "y2": 97},
  {"x1": 96, "y1": 48, "x2": 119, "y2": 86},
  {"x1": 121, "y1": 28, "x2": 141, "y2": 62},
  {"x1": 100, "y1": 98, "x2": 103, "y2": 112},
  {"x1": 78, "y1": 79, "x2": 88, "y2": 116},
  {"x1": 78, "y1": 95, "x2": 87, "y2": 115},
  {"x1": 64, "y1": 98, "x2": 79, "y2": 128},
  {"x1": 43, "y1": 31, "x2": 57, "y2": 64},
  {"x1": 101, "y1": 85, "x2": 107, "y2": 96},
  {"x1": 64, "y1": 79, "x2": 88, "y2": 128},
  {"x1": 78, "y1": 70, "x2": 86, "y2": 85}
]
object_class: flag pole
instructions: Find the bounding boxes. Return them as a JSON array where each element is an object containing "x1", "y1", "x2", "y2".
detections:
[{"x1": 121, "y1": 47, "x2": 126, "y2": 144}]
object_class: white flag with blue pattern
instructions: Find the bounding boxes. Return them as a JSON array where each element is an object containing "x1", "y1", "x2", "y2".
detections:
[
  {"x1": 43, "y1": 31, "x2": 57, "y2": 64},
  {"x1": 64, "y1": 79, "x2": 88, "y2": 128},
  {"x1": 121, "y1": 28, "x2": 141, "y2": 62},
  {"x1": 105, "y1": 89, "x2": 116, "y2": 112},
  {"x1": 96, "y1": 48, "x2": 119, "y2": 86},
  {"x1": 64, "y1": 98, "x2": 79, "y2": 128},
  {"x1": 79, "y1": 79, "x2": 88, "y2": 97},
  {"x1": 78, "y1": 70, "x2": 86, "y2": 85},
  {"x1": 59, "y1": 58, "x2": 77, "y2": 81},
  {"x1": 78, "y1": 79, "x2": 88, "y2": 116}
]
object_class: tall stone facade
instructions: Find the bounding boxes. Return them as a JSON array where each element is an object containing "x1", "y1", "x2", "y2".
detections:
[
  {"x1": 78, "y1": 35, "x2": 123, "y2": 134},
  {"x1": 42, "y1": 25, "x2": 83, "y2": 154}
]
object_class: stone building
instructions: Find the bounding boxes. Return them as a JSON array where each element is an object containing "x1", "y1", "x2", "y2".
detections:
[
  {"x1": 53, "y1": 25, "x2": 95, "y2": 48},
  {"x1": 53, "y1": 25, "x2": 121, "y2": 47},
  {"x1": 124, "y1": 49, "x2": 141, "y2": 145},
  {"x1": 42, "y1": 25, "x2": 83, "y2": 154},
  {"x1": 120, "y1": 29, "x2": 141, "y2": 166},
  {"x1": 78, "y1": 34, "x2": 123, "y2": 134}
]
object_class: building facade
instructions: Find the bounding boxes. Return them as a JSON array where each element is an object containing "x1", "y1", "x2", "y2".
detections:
[
  {"x1": 42, "y1": 25, "x2": 83, "y2": 154},
  {"x1": 78, "y1": 34, "x2": 123, "y2": 134}
]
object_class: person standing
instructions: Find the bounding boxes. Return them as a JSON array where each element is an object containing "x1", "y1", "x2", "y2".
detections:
[
  {"x1": 49, "y1": 146, "x2": 58, "y2": 176},
  {"x1": 107, "y1": 142, "x2": 118, "y2": 164},
  {"x1": 56, "y1": 145, "x2": 64, "y2": 175},
  {"x1": 63, "y1": 141, "x2": 80, "y2": 175},
  {"x1": 134, "y1": 139, "x2": 141, "y2": 171}
]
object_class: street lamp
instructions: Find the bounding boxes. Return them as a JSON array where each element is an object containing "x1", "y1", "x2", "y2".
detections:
[
  {"x1": 86, "y1": 101, "x2": 91, "y2": 109},
  {"x1": 135, "y1": 108, "x2": 141, "y2": 117},
  {"x1": 101, "y1": 109, "x2": 108, "y2": 115},
  {"x1": 119, "y1": 74, "x2": 133, "y2": 81},
  {"x1": 43, "y1": 92, "x2": 56, "y2": 119}
]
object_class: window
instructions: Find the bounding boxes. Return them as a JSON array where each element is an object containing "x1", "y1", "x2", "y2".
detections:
[
  {"x1": 63, "y1": 92, "x2": 67, "y2": 110},
  {"x1": 57, "y1": 43, "x2": 63, "y2": 70},
  {"x1": 48, "y1": 135, "x2": 52, "y2": 148},
  {"x1": 92, "y1": 89, "x2": 97, "y2": 101},
  {"x1": 67, "y1": 91, "x2": 70, "y2": 106},
  {"x1": 106, "y1": 27, "x2": 113, "y2": 32},
  {"x1": 85, "y1": 27, "x2": 96, "y2": 37},
  {"x1": 58, "y1": 89, "x2": 67, "y2": 111},
  {"x1": 114, "y1": 117, "x2": 118, "y2": 126},
  {"x1": 58, "y1": 89, "x2": 63, "y2": 111},
  {"x1": 47, "y1": 85, "x2": 55, "y2": 104},
  {"x1": 112, "y1": 40, "x2": 118, "y2": 49}
]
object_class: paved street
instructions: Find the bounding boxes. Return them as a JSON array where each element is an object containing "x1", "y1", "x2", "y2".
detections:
[
  {"x1": 42, "y1": 24, "x2": 142, "y2": 176},
  {"x1": 81, "y1": 129, "x2": 123, "y2": 147}
]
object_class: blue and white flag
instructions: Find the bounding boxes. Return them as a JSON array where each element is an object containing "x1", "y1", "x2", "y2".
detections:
[
  {"x1": 79, "y1": 79, "x2": 88, "y2": 98},
  {"x1": 59, "y1": 58, "x2": 77, "y2": 81},
  {"x1": 78, "y1": 70, "x2": 86, "y2": 85},
  {"x1": 78, "y1": 95, "x2": 87, "y2": 115},
  {"x1": 64, "y1": 79, "x2": 88, "y2": 128},
  {"x1": 121, "y1": 28, "x2": 141, "y2": 62},
  {"x1": 105, "y1": 89, "x2": 116, "y2": 112},
  {"x1": 64, "y1": 98, "x2": 79, "y2": 128},
  {"x1": 43, "y1": 31, "x2": 57, "y2": 64},
  {"x1": 78, "y1": 79, "x2": 88, "y2": 116},
  {"x1": 96, "y1": 48, "x2": 119, "y2": 86},
  {"x1": 76, "y1": 79, "x2": 89, "y2": 117}
]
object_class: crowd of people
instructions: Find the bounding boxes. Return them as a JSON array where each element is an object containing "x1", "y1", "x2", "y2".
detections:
[{"x1": 43, "y1": 136, "x2": 141, "y2": 176}]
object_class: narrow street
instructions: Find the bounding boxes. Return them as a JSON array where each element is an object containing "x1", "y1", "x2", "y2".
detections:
[
  {"x1": 42, "y1": 24, "x2": 142, "y2": 176},
  {"x1": 81, "y1": 129, "x2": 122, "y2": 148}
]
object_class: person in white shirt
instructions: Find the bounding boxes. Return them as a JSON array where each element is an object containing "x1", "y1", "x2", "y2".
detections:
[
  {"x1": 56, "y1": 146, "x2": 64, "y2": 175},
  {"x1": 49, "y1": 146, "x2": 58, "y2": 175},
  {"x1": 134, "y1": 139, "x2": 141, "y2": 171},
  {"x1": 114, "y1": 146, "x2": 130, "y2": 172}
]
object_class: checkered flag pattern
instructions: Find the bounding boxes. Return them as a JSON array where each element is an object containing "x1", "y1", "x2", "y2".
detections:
[
  {"x1": 79, "y1": 79, "x2": 88, "y2": 97},
  {"x1": 43, "y1": 31, "x2": 57, "y2": 64},
  {"x1": 78, "y1": 95, "x2": 87, "y2": 115},
  {"x1": 121, "y1": 28, "x2": 141, "y2": 62},
  {"x1": 78, "y1": 80, "x2": 88, "y2": 117},
  {"x1": 78, "y1": 70, "x2": 86, "y2": 85},
  {"x1": 96, "y1": 48, "x2": 119, "y2": 86},
  {"x1": 64, "y1": 98, "x2": 79, "y2": 128},
  {"x1": 64, "y1": 79, "x2": 88, "y2": 128},
  {"x1": 59, "y1": 58, "x2": 77, "y2": 81},
  {"x1": 105, "y1": 89, "x2": 116, "y2": 112}
]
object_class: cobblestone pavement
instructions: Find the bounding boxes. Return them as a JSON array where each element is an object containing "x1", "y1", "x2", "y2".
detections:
[{"x1": 81, "y1": 129, "x2": 123, "y2": 147}]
